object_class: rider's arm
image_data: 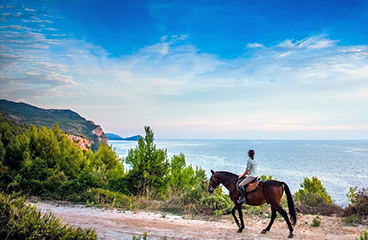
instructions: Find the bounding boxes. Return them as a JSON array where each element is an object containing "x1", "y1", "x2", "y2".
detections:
[{"x1": 239, "y1": 169, "x2": 249, "y2": 178}]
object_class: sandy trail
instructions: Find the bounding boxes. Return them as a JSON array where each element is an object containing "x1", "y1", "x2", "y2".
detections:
[{"x1": 29, "y1": 200, "x2": 365, "y2": 240}]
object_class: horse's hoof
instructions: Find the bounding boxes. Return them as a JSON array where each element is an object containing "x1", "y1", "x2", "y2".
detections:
[
  {"x1": 237, "y1": 228, "x2": 243, "y2": 233},
  {"x1": 261, "y1": 229, "x2": 268, "y2": 234},
  {"x1": 288, "y1": 233, "x2": 294, "y2": 238}
]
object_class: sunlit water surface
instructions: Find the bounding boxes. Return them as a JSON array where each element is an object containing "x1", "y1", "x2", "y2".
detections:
[{"x1": 110, "y1": 139, "x2": 368, "y2": 206}]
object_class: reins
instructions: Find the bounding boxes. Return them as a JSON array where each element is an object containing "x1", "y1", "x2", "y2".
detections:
[{"x1": 213, "y1": 174, "x2": 238, "y2": 189}]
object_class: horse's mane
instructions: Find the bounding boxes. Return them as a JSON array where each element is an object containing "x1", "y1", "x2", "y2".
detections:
[{"x1": 216, "y1": 171, "x2": 239, "y2": 178}]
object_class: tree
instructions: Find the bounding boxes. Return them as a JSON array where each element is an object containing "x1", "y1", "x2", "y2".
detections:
[
  {"x1": 168, "y1": 153, "x2": 196, "y2": 194},
  {"x1": 295, "y1": 176, "x2": 332, "y2": 204},
  {"x1": 94, "y1": 142, "x2": 119, "y2": 169},
  {"x1": 125, "y1": 126, "x2": 169, "y2": 197}
]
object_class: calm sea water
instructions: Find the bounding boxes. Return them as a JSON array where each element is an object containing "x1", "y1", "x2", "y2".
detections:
[{"x1": 110, "y1": 139, "x2": 368, "y2": 206}]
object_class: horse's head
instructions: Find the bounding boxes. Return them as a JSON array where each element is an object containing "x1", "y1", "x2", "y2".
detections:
[{"x1": 208, "y1": 169, "x2": 220, "y2": 193}]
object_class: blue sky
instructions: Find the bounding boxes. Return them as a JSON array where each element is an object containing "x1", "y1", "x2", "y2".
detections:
[{"x1": 1, "y1": 0, "x2": 367, "y2": 139}]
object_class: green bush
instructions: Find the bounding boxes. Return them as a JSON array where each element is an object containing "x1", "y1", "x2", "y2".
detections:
[
  {"x1": 357, "y1": 229, "x2": 368, "y2": 240},
  {"x1": 295, "y1": 176, "x2": 332, "y2": 203},
  {"x1": 343, "y1": 214, "x2": 363, "y2": 225},
  {"x1": 311, "y1": 215, "x2": 321, "y2": 227},
  {"x1": 294, "y1": 176, "x2": 341, "y2": 216},
  {"x1": 0, "y1": 192, "x2": 96, "y2": 240},
  {"x1": 80, "y1": 188, "x2": 136, "y2": 208}
]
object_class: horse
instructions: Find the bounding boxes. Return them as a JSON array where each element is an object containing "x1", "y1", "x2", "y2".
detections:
[{"x1": 208, "y1": 170, "x2": 296, "y2": 238}]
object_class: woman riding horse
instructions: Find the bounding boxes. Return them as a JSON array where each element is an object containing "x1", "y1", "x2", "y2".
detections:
[{"x1": 208, "y1": 170, "x2": 297, "y2": 238}]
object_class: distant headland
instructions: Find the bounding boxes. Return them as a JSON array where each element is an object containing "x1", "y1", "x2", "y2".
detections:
[{"x1": 106, "y1": 133, "x2": 142, "y2": 141}]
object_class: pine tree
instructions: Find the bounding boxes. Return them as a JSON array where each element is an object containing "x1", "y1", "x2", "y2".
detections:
[{"x1": 125, "y1": 126, "x2": 169, "y2": 197}]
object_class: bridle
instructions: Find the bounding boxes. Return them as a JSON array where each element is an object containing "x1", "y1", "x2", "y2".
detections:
[
  {"x1": 209, "y1": 173, "x2": 238, "y2": 192},
  {"x1": 209, "y1": 175, "x2": 219, "y2": 192}
]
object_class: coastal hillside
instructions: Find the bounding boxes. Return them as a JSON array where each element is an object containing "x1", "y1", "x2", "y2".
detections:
[{"x1": 0, "y1": 99, "x2": 107, "y2": 151}]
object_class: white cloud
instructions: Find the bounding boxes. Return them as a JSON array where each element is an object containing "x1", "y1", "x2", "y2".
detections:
[
  {"x1": 246, "y1": 43, "x2": 265, "y2": 48},
  {"x1": 0, "y1": 5, "x2": 367, "y2": 140}
]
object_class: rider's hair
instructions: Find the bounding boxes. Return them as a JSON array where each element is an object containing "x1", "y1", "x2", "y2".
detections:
[{"x1": 248, "y1": 149, "x2": 255, "y2": 159}]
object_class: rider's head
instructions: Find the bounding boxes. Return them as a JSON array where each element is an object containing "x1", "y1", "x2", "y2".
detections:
[{"x1": 248, "y1": 149, "x2": 255, "y2": 159}]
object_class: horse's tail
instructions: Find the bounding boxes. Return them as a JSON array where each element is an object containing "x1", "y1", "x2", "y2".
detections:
[{"x1": 282, "y1": 182, "x2": 297, "y2": 226}]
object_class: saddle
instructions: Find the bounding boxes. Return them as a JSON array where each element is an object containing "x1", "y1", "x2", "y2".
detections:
[{"x1": 237, "y1": 177, "x2": 261, "y2": 193}]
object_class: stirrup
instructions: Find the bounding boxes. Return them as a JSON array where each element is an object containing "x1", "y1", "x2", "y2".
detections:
[{"x1": 237, "y1": 198, "x2": 246, "y2": 204}]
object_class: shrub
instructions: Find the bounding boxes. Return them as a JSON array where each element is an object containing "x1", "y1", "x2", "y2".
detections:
[
  {"x1": 132, "y1": 232, "x2": 147, "y2": 240},
  {"x1": 80, "y1": 188, "x2": 136, "y2": 209},
  {"x1": 343, "y1": 214, "x2": 363, "y2": 225},
  {"x1": 294, "y1": 176, "x2": 341, "y2": 216},
  {"x1": 0, "y1": 192, "x2": 96, "y2": 239},
  {"x1": 295, "y1": 176, "x2": 331, "y2": 203},
  {"x1": 344, "y1": 187, "x2": 368, "y2": 217},
  {"x1": 344, "y1": 187, "x2": 368, "y2": 224},
  {"x1": 357, "y1": 229, "x2": 368, "y2": 240},
  {"x1": 311, "y1": 215, "x2": 321, "y2": 227}
]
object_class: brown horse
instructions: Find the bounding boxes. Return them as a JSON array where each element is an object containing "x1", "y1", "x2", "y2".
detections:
[{"x1": 208, "y1": 170, "x2": 296, "y2": 238}]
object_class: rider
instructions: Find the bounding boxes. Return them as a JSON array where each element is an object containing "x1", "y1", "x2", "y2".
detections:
[{"x1": 237, "y1": 149, "x2": 258, "y2": 204}]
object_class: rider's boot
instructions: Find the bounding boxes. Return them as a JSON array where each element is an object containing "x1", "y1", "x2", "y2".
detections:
[{"x1": 237, "y1": 185, "x2": 247, "y2": 204}]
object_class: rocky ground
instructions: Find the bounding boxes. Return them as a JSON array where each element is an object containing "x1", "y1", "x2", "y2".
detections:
[{"x1": 29, "y1": 200, "x2": 366, "y2": 240}]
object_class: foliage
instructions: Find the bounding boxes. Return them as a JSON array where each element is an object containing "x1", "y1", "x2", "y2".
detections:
[
  {"x1": 347, "y1": 186, "x2": 359, "y2": 206},
  {"x1": 0, "y1": 117, "x2": 124, "y2": 200},
  {"x1": 167, "y1": 153, "x2": 197, "y2": 194},
  {"x1": 0, "y1": 100, "x2": 105, "y2": 151},
  {"x1": 344, "y1": 187, "x2": 368, "y2": 223},
  {"x1": 260, "y1": 175, "x2": 275, "y2": 181},
  {"x1": 125, "y1": 126, "x2": 169, "y2": 197},
  {"x1": 294, "y1": 176, "x2": 341, "y2": 216},
  {"x1": 311, "y1": 215, "x2": 321, "y2": 227},
  {"x1": 357, "y1": 229, "x2": 368, "y2": 240},
  {"x1": 132, "y1": 232, "x2": 147, "y2": 240},
  {"x1": 295, "y1": 176, "x2": 332, "y2": 203},
  {"x1": 343, "y1": 213, "x2": 363, "y2": 225},
  {"x1": 0, "y1": 192, "x2": 96, "y2": 240}
]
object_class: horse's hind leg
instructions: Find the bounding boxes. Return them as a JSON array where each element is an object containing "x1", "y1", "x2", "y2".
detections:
[
  {"x1": 276, "y1": 206, "x2": 294, "y2": 238},
  {"x1": 261, "y1": 207, "x2": 276, "y2": 234}
]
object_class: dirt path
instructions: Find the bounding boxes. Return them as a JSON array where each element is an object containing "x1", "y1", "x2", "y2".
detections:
[{"x1": 29, "y1": 201, "x2": 365, "y2": 240}]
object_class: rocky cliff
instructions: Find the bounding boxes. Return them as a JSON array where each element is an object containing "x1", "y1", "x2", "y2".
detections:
[{"x1": 92, "y1": 124, "x2": 108, "y2": 145}]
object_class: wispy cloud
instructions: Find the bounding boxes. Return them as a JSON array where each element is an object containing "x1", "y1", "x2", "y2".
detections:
[
  {"x1": 0, "y1": 2, "x2": 74, "y2": 98},
  {"x1": 0, "y1": 1, "x2": 367, "y2": 139}
]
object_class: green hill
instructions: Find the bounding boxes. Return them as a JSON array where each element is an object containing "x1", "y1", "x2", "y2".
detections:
[{"x1": 0, "y1": 99, "x2": 107, "y2": 151}]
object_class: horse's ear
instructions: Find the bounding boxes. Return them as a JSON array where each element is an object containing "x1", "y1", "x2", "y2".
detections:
[{"x1": 211, "y1": 169, "x2": 215, "y2": 175}]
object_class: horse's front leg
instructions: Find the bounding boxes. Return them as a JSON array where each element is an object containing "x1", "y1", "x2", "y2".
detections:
[
  {"x1": 231, "y1": 206, "x2": 240, "y2": 230},
  {"x1": 237, "y1": 205, "x2": 245, "y2": 233}
]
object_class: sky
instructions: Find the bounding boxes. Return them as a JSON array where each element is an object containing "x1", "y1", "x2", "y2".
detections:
[{"x1": 0, "y1": 0, "x2": 367, "y2": 140}]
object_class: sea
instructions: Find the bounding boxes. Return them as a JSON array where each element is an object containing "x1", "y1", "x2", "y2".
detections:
[{"x1": 110, "y1": 139, "x2": 368, "y2": 206}]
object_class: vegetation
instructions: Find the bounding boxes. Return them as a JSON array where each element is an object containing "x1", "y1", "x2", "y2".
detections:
[
  {"x1": 357, "y1": 229, "x2": 368, "y2": 240},
  {"x1": 294, "y1": 176, "x2": 342, "y2": 216},
  {"x1": 0, "y1": 111, "x2": 367, "y2": 239},
  {"x1": 0, "y1": 100, "x2": 105, "y2": 151},
  {"x1": 0, "y1": 115, "x2": 227, "y2": 214},
  {"x1": 311, "y1": 215, "x2": 321, "y2": 227},
  {"x1": 132, "y1": 232, "x2": 148, "y2": 240},
  {"x1": 344, "y1": 187, "x2": 368, "y2": 224},
  {"x1": 0, "y1": 192, "x2": 96, "y2": 240}
]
